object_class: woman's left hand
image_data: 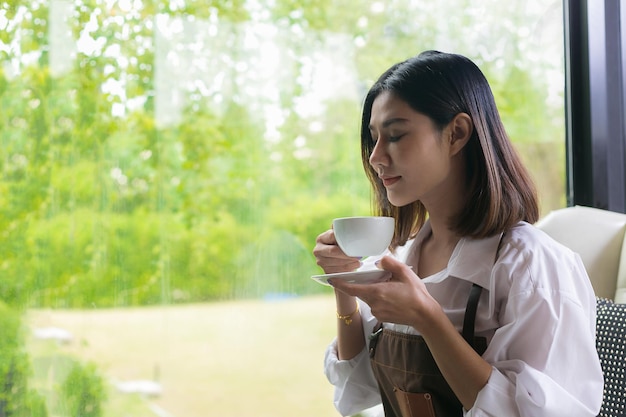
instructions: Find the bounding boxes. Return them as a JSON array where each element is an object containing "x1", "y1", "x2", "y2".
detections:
[{"x1": 329, "y1": 255, "x2": 441, "y2": 331}]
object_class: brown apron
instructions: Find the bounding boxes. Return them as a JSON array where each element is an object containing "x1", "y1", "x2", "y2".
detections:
[{"x1": 368, "y1": 283, "x2": 487, "y2": 417}]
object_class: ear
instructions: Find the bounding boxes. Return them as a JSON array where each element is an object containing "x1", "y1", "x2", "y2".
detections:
[{"x1": 447, "y1": 113, "x2": 473, "y2": 156}]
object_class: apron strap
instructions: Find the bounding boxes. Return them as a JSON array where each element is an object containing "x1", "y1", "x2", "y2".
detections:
[
  {"x1": 461, "y1": 283, "x2": 482, "y2": 347},
  {"x1": 371, "y1": 283, "x2": 483, "y2": 358},
  {"x1": 372, "y1": 232, "x2": 502, "y2": 356},
  {"x1": 462, "y1": 232, "x2": 503, "y2": 347}
]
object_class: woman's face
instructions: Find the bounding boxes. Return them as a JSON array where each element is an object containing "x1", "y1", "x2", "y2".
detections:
[{"x1": 368, "y1": 91, "x2": 458, "y2": 208}]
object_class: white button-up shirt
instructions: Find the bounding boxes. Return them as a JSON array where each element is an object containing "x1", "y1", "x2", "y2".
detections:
[{"x1": 324, "y1": 221, "x2": 604, "y2": 416}]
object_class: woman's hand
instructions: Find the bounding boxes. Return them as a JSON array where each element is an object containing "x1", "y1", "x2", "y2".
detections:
[
  {"x1": 332, "y1": 255, "x2": 491, "y2": 408},
  {"x1": 313, "y1": 229, "x2": 362, "y2": 274},
  {"x1": 329, "y1": 255, "x2": 441, "y2": 332},
  {"x1": 315, "y1": 229, "x2": 366, "y2": 360}
]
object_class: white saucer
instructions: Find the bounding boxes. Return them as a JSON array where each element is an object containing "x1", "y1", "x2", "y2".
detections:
[{"x1": 311, "y1": 269, "x2": 392, "y2": 286}]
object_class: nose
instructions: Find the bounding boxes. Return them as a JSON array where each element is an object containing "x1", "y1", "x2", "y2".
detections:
[{"x1": 369, "y1": 138, "x2": 388, "y2": 170}]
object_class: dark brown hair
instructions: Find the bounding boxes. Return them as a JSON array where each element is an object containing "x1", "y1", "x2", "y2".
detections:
[{"x1": 360, "y1": 50, "x2": 539, "y2": 248}]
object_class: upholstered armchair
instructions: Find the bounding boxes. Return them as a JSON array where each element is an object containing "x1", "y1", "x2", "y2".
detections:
[
  {"x1": 536, "y1": 205, "x2": 626, "y2": 302},
  {"x1": 536, "y1": 205, "x2": 626, "y2": 417}
]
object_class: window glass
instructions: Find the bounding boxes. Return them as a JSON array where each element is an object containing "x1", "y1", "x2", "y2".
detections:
[{"x1": 0, "y1": 1, "x2": 564, "y2": 416}]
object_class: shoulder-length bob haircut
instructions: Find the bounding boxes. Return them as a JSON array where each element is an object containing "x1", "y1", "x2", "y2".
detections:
[{"x1": 361, "y1": 50, "x2": 539, "y2": 249}]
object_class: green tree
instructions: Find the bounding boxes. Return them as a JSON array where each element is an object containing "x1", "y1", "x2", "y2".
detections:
[
  {"x1": 59, "y1": 362, "x2": 105, "y2": 417},
  {"x1": 0, "y1": 302, "x2": 48, "y2": 417},
  {"x1": 0, "y1": 0, "x2": 565, "y2": 308}
]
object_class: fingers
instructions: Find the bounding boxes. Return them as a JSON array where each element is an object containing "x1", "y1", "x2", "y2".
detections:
[
  {"x1": 329, "y1": 259, "x2": 420, "y2": 325},
  {"x1": 378, "y1": 255, "x2": 415, "y2": 281},
  {"x1": 318, "y1": 257, "x2": 361, "y2": 274},
  {"x1": 316, "y1": 229, "x2": 337, "y2": 246},
  {"x1": 313, "y1": 229, "x2": 361, "y2": 274},
  {"x1": 330, "y1": 256, "x2": 416, "y2": 299},
  {"x1": 329, "y1": 278, "x2": 374, "y2": 298}
]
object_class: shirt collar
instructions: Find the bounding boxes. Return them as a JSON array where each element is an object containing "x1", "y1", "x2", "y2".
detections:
[{"x1": 410, "y1": 221, "x2": 503, "y2": 289}]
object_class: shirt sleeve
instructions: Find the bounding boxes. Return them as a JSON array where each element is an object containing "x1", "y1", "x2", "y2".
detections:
[
  {"x1": 468, "y1": 283, "x2": 603, "y2": 416},
  {"x1": 323, "y1": 299, "x2": 382, "y2": 416}
]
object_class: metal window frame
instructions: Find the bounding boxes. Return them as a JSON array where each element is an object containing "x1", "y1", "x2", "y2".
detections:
[{"x1": 564, "y1": 0, "x2": 626, "y2": 212}]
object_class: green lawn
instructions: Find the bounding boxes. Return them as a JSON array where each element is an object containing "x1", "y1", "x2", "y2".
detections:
[{"x1": 26, "y1": 294, "x2": 340, "y2": 417}]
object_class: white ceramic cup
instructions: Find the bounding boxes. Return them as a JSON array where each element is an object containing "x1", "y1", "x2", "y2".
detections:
[{"x1": 332, "y1": 216, "x2": 395, "y2": 257}]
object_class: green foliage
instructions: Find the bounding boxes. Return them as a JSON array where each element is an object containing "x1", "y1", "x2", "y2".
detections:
[
  {"x1": 0, "y1": 302, "x2": 48, "y2": 417},
  {"x1": 0, "y1": 0, "x2": 565, "y2": 308},
  {"x1": 59, "y1": 361, "x2": 106, "y2": 417},
  {"x1": 272, "y1": 0, "x2": 369, "y2": 32},
  {"x1": 31, "y1": 344, "x2": 152, "y2": 417}
]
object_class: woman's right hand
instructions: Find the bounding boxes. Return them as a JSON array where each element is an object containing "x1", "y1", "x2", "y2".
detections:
[
  {"x1": 313, "y1": 229, "x2": 361, "y2": 274},
  {"x1": 315, "y1": 229, "x2": 366, "y2": 360}
]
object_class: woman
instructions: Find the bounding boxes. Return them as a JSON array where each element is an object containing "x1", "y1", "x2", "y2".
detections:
[{"x1": 313, "y1": 51, "x2": 603, "y2": 417}]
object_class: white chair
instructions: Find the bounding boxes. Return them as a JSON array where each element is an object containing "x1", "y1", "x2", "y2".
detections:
[
  {"x1": 535, "y1": 205, "x2": 626, "y2": 302},
  {"x1": 536, "y1": 206, "x2": 626, "y2": 417}
]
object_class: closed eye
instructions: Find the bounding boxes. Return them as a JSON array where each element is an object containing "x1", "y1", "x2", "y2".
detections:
[{"x1": 369, "y1": 132, "x2": 379, "y2": 145}]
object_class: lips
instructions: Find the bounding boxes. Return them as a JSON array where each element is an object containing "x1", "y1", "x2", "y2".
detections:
[{"x1": 380, "y1": 176, "x2": 400, "y2": 187}]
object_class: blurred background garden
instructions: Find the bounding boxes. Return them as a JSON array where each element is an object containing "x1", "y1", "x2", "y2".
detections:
[{"x1": 0, "y1": 0, "x2": 566, "y2": 416}]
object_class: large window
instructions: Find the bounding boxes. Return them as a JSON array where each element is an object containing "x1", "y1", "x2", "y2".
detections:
[{"x1": 1, "y1": 1, "x2": 565, "y2": 416}]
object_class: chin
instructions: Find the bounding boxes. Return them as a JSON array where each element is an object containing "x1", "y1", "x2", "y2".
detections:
[{"x1": 387, "y1": 195, "x2": 418, "y2": 208}]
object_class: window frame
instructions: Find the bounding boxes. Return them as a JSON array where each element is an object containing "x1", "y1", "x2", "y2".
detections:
[{"x1": 564, "y1": 0, "x2": 626, "y2": 212}]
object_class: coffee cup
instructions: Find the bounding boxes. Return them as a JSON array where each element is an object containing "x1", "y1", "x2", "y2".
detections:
[{"x1": 332, "y1": 216, "x2": 395, "y2": 257}]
